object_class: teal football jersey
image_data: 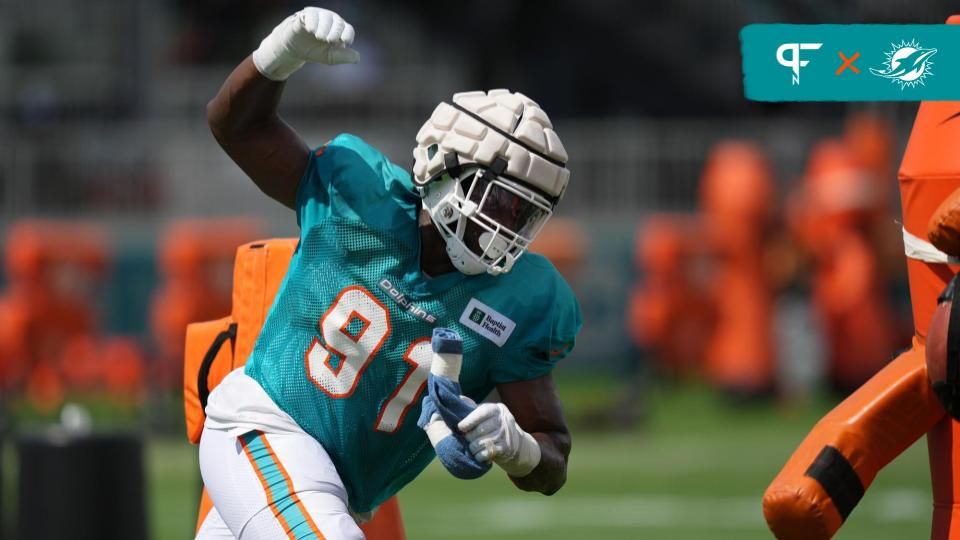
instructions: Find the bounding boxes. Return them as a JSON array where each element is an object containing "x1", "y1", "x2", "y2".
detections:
[{"x1": 244, "y1": 133, "x2": 582, "y2": 513}]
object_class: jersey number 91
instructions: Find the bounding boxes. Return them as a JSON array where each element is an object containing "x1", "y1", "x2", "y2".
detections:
[{"x1": 305, "y1": 286, "x2": 433, "y2": 433}]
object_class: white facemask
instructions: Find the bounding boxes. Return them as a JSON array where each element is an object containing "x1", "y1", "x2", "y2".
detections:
[{"x1": 422, "y1": 167, "x2": 555, "y2": 275}]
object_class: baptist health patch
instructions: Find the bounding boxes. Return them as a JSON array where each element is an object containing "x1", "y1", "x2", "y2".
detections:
[{"x1": 459, "y1": 298, "x2": 516, "y2": 347}]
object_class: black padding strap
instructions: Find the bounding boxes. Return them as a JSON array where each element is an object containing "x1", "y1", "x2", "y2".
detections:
[
  {"x1": 804, "y1": 445, "x2": 865, "y2": 522},
  {"x1": 932, "y1": 381, "x2": 957, "y2": 418},
  {"x1": 489, "y1": 156, "x2": 508, "y2": 176},
  {"x1": 450, "y1": 102, "x2": 566, "y2": 168},
  {"x1": 475, "y1": 155, "x2": 508, "y2": 184},
  {"x1": 197, "y1": 322, "x2": 237, "y2": 411},
  {"x1": 443, "y1": 152, "x2": 462, "y2": 180},
  {"x1": 933, "y1": 274, "x2": 960, "y2": 418},
  {"x1": 947, "y1": 275, "x2": 960, "y2": 389}
]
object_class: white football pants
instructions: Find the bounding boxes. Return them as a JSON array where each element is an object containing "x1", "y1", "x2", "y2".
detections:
[{"x1": 196, "y1": 424, "x2": 365, "y2": 540}]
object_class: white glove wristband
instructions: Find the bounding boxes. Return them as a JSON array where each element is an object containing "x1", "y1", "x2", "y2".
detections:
[
  {"x1": 498, "y1": 428, "x2": 542, "y2": 478},
  {"x1": 252, "y1": 17, "x2": 307, "y2": 81}
]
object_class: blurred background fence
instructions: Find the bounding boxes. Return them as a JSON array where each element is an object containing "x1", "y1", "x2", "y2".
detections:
[
  {"x1": 0, "y1": 123, "x2": 923, "y2": 422},
  {"x1": 0, "y1": 114, "x2": 909, "y2": 371}
]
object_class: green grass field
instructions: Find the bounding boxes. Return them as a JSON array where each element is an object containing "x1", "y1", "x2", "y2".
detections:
[
  {"x1": 398, "y1": 380, "x2": 931, "y2": 540},
  {"x1": 5, "y1": 379, "x2": 934, "y2": 539}
]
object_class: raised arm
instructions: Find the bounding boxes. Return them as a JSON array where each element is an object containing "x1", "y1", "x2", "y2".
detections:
[
  {"x1": 206, "y1": 57, "x2": 308, "y2": 209},
  {"x1": 206, "y1": 8, "x2": 358, "y2": 209}
]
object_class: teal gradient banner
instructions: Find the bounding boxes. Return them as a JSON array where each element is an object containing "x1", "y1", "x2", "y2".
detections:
[{"x1": 741, "y1": 24, "x2": 960, "y2": 101}]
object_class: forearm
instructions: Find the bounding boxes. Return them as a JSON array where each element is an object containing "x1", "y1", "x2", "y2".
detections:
[
  {"x1": 509, "y1": 430, "x2": 570, "y2": 495},
  {"x1": 490, "y1": 375, "x2": 572, "y2": 495}
]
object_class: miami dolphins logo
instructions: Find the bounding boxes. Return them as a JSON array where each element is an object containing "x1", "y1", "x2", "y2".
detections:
[{"x1": 870, "y1": 39, "x2": 937, "y2": 89}]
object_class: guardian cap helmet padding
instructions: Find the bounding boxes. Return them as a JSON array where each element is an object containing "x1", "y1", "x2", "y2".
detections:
[{"x1": 413, "y1": 89, "x2": 569, "y2": 275}]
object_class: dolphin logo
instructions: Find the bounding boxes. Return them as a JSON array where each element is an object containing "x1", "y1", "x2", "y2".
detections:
[{"x1": 870, "y1": 40, "x2": 937, "y2": 89}]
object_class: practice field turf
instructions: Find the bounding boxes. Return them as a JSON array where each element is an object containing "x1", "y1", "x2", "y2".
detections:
[
  {"x1": 142, "y1": 380, "x2": 932, "y2": 540},
  {"x1": 0, "y1": 380, "x2": 930, "y2": 539}
]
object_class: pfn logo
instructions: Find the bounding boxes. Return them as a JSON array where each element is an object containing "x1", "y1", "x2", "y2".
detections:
[{"x1": 776, "y1": 42, "x2": 823, "y2": 85}]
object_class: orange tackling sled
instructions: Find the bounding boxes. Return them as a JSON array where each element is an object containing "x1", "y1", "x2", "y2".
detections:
[{"x1": 764, "y1": 17, "x2": 960, "y2": 537}]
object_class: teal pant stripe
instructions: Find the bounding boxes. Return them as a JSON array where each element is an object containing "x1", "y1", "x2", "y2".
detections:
[{"x1": 241, "y1": 431, "x2": 321, "y2": 539}]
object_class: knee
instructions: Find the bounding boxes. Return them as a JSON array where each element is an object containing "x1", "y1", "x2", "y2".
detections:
[{"x1": 245, "y1": 495, "x2": 366, "y2": 540}]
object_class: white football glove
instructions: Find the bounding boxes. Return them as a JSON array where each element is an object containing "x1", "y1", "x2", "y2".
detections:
[
  {"x1": 458, "y1": 403, "x2": 542, "y2": 477},
  {"x1": 252, "y1": 7, "x2": 359, "y2": 81}
]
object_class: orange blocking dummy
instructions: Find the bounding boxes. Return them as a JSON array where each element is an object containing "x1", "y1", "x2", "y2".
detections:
[
  {"x1": 529, "y1": 217, "x2": 588, "y2": 282},
  {"x1": 0, "y1": 220, "x2": 114, "y2": 408},
  {"x1": 905, "y1": 105, "x2": 960, "y2": 540},
  {"x1": 151, "y1": 218, "x2": 263, "y2": 391},
  {"x1": 763, "y1": 345, "x2": 941, "y2": 539},
  {"x1": 627, "y1": 214, "x2": 713, "y2": 379},
  {"x1": 794, "y1": 138, "x2": 900, "y2": 392},
  {"x1": 844, "y1": 113, "x2": 895, "y2": 186},
  {"x1": 699, "y1": 140, "x2": 776, "y2": 395},
  {"x1": 185, "y1": 238, "x2": 405, "y2": 539},
  {"x1": 764, "y1": 18, "x2": 960, "y2": 536}
]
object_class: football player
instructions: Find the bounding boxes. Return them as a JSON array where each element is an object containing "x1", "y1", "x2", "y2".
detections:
[{"x1": 196, "y1": 6, "x2": 581, "y2": 540}]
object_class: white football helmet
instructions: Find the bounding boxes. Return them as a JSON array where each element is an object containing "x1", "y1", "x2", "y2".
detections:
[{"x1": 413, "y1": 89, "x2": 570, "y2": 275}]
